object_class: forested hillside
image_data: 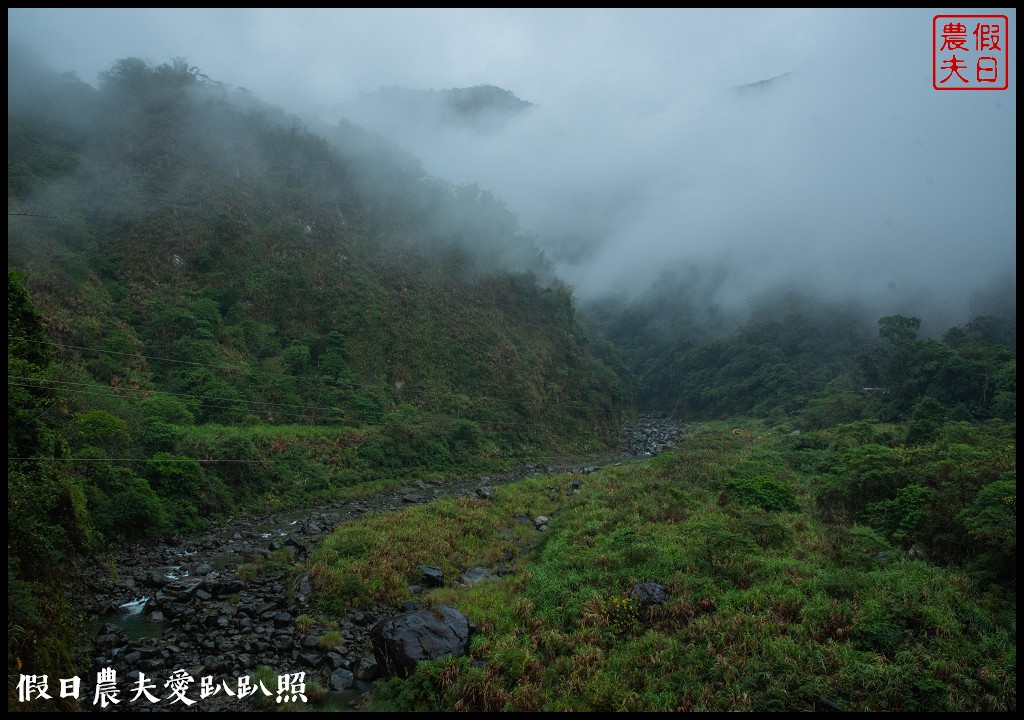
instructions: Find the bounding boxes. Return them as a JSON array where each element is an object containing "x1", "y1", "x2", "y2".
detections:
[
  {"x1": 7, "y1": 48, "x2": 1015, "y2": 712},
  {"x1": 7, "y1": 52, "x2": 630, "y2": 697},
  {"x1": 587, "y1": 279, "x2": 1014, "y2": 424}
]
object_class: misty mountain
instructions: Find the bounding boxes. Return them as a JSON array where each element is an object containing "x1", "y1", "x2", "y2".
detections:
[
  {"x1": 331, "y1": 84, "x2": 533, "y2": 139},
  {"x1": 304, "y1": 62, "x2": 1016, "y2": 342},
  {"x1": 7, "y1": 39, "x2": 1016, "y2": 715},
  {"x1": 732, "y1": 71, "x2": 796, "y2": 95},
  {"x1": 8, "y1": 51, "x2": 629, "y2": 444},
  {"x1": 6, "y1": 13, "x2": 1015, "y2": 714}
]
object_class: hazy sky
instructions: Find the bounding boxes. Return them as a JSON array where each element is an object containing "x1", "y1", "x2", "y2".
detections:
[{"x1": 8, "y1": 8, "x2": 1017, "y2": 325}]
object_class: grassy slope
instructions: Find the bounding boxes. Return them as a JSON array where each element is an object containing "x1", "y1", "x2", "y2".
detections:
[{"x1": 307, "y1": 422, "x2": 1015, "y2": 712}]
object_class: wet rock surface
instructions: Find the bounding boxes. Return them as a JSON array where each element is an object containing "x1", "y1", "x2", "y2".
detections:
[
  {"x1": 619, "y1": 413, "x2": 690, "y2": 457},
  {"x1": 371, "y1": 605, "x2": 474, "y2": 679},
  {"x1": 630, "y1": 582, "x2": 671, "y2": 606},
  {"x1": 75, "y1": 415, "x2": 689, "y2": 711}
]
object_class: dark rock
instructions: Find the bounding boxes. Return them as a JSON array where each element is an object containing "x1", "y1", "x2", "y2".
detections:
[
  {"x1": 145, "y1": 572, "x2": 170, "y2": 589},
  {"x1": 164, "y1": 602, "x2": 193, "y2": 619},
  {"x1": 630, "y1": 582, "x2": 671, "y2": 606},
  {"x1": 273, "y1": 635, "x2": 294, "y2": 651},
  {"x1": 330, "y1": 668, "x2": 355, "y2": 691},
  {"x1": 297, "y1": 573, "x2": 314, "y2": 601},
  {"x1": 213, "y1": 579, "x2": 246, "y2": 596},
  {"x1": 354, "y1": 656, "x2": 378, "y2": 681},
  {"x1": 402, "y1": 493, "x2": 423, "y2": 503},
  {"x1": 325, "y1": 652, "x2": 345, "y2": 670},
  {"x1": 257, "y1": 601, "x2": 279, "y2": 616},
  {"x1": 202, "y1": 655, "x2": 219, "y2": 673},
  {"x1": 475, "y1": 486, "x2": 494, "y2": 500},
  {"x1": 371, "y1": 605, "x2": 473, "y2": 678},
  {"x1": 138, "y1": 645, "x2": 162, "y2": 660},
  {"x1": 170, "y1": 579, "x2": 202, "y2": 598},
  {"x1": 418, "y1": 564, "x2": 444, "y2": 588},
  {"x1": 814, "y1": 697, "x2": 848, "y2": 712}
]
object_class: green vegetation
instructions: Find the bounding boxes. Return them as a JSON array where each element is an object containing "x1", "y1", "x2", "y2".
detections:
[
  {"x1": 310, "y1": 423, "x2": 1014, "y2": 712},
  {"x1": 6, "y1": 50, "x2": 1015, "y2": 712},
  {"x1": 589, "y1": 285, "x2": 1013, "y2": 426},
  {"x1": 7, "y1": 54, "x2": 632, "y2": 544},
  {"x1": 9, "y1": 272, "x2": 95, "y2": 711},
  {"x1": 9, "y1": 55, "x2": 629, "y2": 458},
  {"x1": 7, "y1": 54, "x2": 630, "y2": 709}
]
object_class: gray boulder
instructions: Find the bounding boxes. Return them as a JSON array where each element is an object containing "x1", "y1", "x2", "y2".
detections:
[
  {"x1": 330, "y1": 668, "x2": 355, "y2": 691},
  {"x1": 630, "y1": 582, "x2": 671, "y2": 606},
  {"x1": 371, "y1": 605, "x2": 473, "y2": 678},
  {"x1": 417, "y1": 564, "x2": 445, "y2": 588}
]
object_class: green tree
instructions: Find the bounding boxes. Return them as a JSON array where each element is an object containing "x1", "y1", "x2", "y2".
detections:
[
  {"x1": 906, "y1": 396, "x2": 947, "y2": 445},
  {"x1": 878, "y1": 314, "x2": 921, "y2": 346},
  {"x1": 8, "y1": 272, "x2": 94, "y2": 701},
  {"x1": 958, "y1": 475, "x2": 1016, "y2": 582}
]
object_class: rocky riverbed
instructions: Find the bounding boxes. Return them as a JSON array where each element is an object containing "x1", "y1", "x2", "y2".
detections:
[
  {"x1": 75, "y1": 415, "x2": 689, "y2": 711},
  {"x1": 618, "y1": 413, "x2": 690, "y2": 457}
]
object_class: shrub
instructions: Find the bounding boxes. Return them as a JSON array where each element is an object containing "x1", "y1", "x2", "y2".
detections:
[{"x1": 724, "y1": 476, "x2": 800, "y2": 512}]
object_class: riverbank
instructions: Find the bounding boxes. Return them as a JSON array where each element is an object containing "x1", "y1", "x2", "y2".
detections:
[{"x1": 74, "y1": 416, "x2": 691, "y2": 711}]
